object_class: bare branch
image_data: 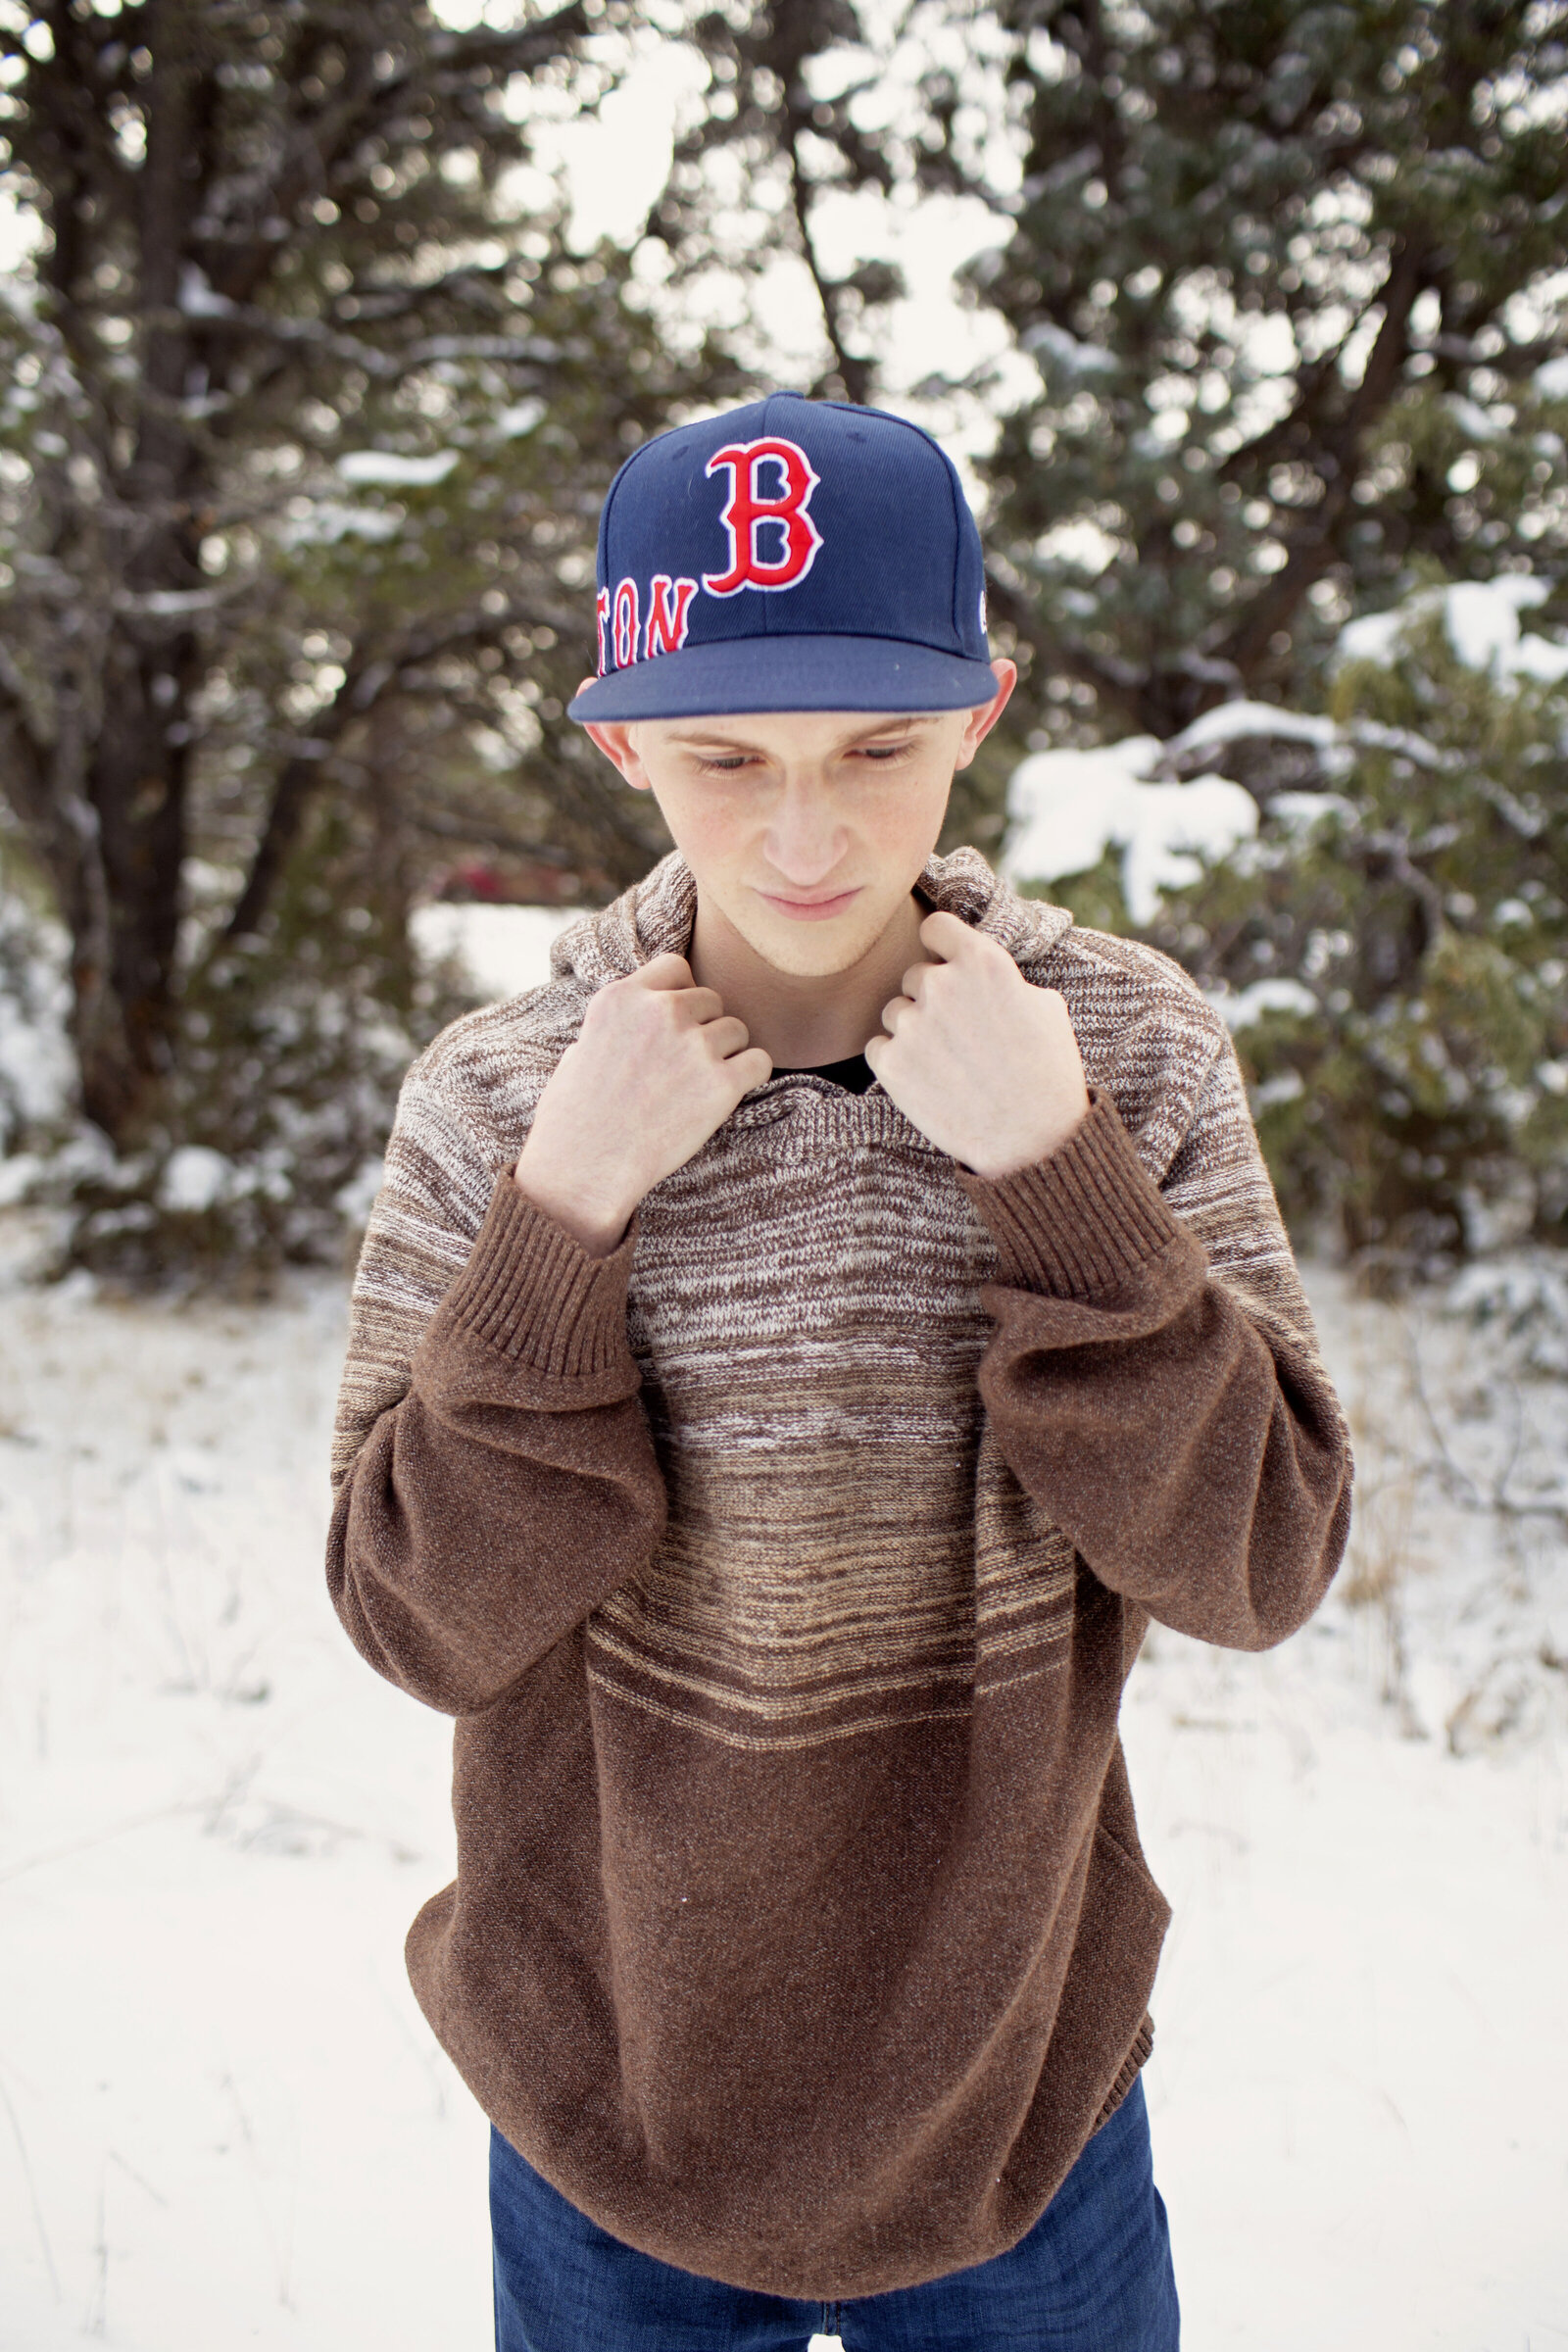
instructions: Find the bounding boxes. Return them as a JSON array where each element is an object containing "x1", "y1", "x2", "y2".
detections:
[{"x1": 783, "y1": 134, "x2": 871, "y2": 408}]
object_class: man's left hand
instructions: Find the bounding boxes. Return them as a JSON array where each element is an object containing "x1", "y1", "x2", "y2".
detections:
[{"x1": 862, "y1": 910, "x2": 1091, "y2": 1179}]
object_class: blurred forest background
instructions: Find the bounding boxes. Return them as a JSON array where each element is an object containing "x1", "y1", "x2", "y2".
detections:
[{"x1": 0, "y1": 0, "x2": 1565, "y2": 1285}]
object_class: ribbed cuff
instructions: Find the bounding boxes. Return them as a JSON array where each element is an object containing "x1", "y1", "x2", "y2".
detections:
[
  {"x1": 956, "y1": 1090, "x2": 1183, "y2": 1298},
  {"x1": 440, "y1": 1171, "x2": 639, "y2": 1380}
]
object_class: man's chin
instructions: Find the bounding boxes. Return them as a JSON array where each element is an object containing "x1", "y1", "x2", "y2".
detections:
[{"x1": 733, "y1": 904, "x2": 896, "y2": 978}]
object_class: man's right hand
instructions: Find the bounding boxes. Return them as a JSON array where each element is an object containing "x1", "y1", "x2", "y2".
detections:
[{"x1": 513, "y1": 954, "x2": 772, "y2": 1255}]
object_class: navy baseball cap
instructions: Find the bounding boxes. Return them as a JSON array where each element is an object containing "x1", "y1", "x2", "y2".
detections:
[{"x1": 565, "y1": 390, "x2": 999, "y2": 722}]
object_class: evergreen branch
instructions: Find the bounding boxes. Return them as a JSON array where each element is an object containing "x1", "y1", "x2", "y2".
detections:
[
  {"x1": 271, "y1": 2, "x2": 589, "y2": 218},
  {"x1": 220, "y1": 597, "x2": 581, "y2": 946},
  {"x1": 323, "y1": 263, "x2": 515, "y2": 327},
  {"x1": 145, "y1": 297, "x2": 563, "y2": 381},
  {"x1": 1217, "y1": 238, "x2": 1429, "y2": 678},
  {"x1": 396, "y1": 799, "x2": 580, "y2": 868},
  {"x1": 425, "y1": 5, "x2": 591, "y2": 78},
  {"x1": 1213, "y1": 294, "x2": 1396, "y2": 490},
  {"x1": 981, "y1": 563, "x2": 1150, "y2": 714}
]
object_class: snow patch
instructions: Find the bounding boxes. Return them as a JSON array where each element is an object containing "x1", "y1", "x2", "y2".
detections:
[
  {"x1": 1445, "y1": 392, "x2": 1506, "y2": 441},
  {"x1": 335, "y1": 449, "x2": 461, "y2": 488},
  {"x1": 1268, "y1": 791, "x2": 1358, "y2": 833},
  {"x1": 1022, "y1": 319, "x2": 1120, "y2": 376},
  {"x1": 1206, "y1": 977, "x2": 1318, "y2": 1031},
  {"x1": 1166, "y1": 701, "x2": 1339, "y2": 757},
  {"x1": 334, "y1": 1156, "x2": 385, "y2": 1230},
  {"x1": 1004, "y1": 740, "x2": 1258, "y2": 924},
  {"x1": 1446, "y1": 576, "x2": 1548, "y2": 670},
  {"x1": 1510, "y1": 628, "x2": 1568, "y2": 684},
  {"x1": 1338, "y1": 576, "x2": 1567, "y2": 684},
  {"x1": 494, "y1": 398, "x2": 547, "y2": 439},
  {"x1": 159, "y1": 1146, "x2": 234, "y2": 1213},
  {"x1": 1446, "y1": 1250, "x2": 1568, "y2": 1377},
  {"x1": 1336, "y1": 606, "x2": 1410, "y2": 666},
  {"x1": 177, "y1": 262, "x2": 237, "y2": 318},
  {"x1": 1250, "y1": 1067, "x2": 1306, "y2": 1107},
  {"x1": 0, "y1": 958, "x2": 74, "y2": 1129},
  {"x1": 281, "y1": 501, "x2": 404, "y2": 548},
  {"x1": 0, "y1": 884, "x2": 75, "y2": 1146},
  {"x1": 410, "y1": 902, "x2": 581, "y2": 1004}
]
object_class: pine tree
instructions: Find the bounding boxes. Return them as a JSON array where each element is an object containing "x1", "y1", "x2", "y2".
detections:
[
  {"x1": 913, "y1": 1, "x2": 1568, "y2": 1267},
  {"x1": 946, "y1": 0, "x2": 1568, "y2": 743},
  {"x1": 652, "y1": 0, "x2": 903, "y2": 410},
  {"x1": 0, "y1": 0, "x2": 739, "y2": 1163},
  {"x1": 1132, "y1": 583, "x2": 1568, "y2": 1270}
]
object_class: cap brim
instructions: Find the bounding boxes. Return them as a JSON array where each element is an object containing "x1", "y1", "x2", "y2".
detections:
[{"x1": 566, "y1": 635, "x2": 1001, "y2": 722}]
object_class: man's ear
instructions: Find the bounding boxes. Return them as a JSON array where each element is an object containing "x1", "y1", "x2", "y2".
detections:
[
  {"x1": 577, "y1": 694, "x2": 651, "y2": 792},
  {"x1": 954, "y1": 660, "x2": 1018, "y2": 770}
]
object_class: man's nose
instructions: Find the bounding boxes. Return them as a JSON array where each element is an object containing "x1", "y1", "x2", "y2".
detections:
[{"x1": 762, "y1": 775, "x2": 850, "y2": 885}]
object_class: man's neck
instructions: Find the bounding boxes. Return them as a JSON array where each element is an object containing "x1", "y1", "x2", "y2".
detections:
[{"x1": 687, "y1": 889, "x2": 928, "y2": 1069}]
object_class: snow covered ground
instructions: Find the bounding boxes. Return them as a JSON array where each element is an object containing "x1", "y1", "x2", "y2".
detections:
[
  {"x1": 408, "y1": 903, "x2": 582, "y2": 1007},
  {"x1": 1, "y1": 1211, "x2": 1564, "y2": 2352}
]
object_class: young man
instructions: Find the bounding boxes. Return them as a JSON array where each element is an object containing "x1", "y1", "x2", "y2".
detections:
[{"x1": 328, "y1": 391, "x2": 1352, "y2": 2351}]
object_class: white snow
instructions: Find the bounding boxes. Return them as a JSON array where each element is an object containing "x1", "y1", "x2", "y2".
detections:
[
  {"x1": 1249, "y1": 1067, "x2": 1305, "y2": 1108},
  {"x1": 1445, "y1": 391, "x2": 1507, "y2": 441},
  {"x1": 1, "y1": 1208, "x2": 1564, "y2": 2350},
  {"x1": 410, "y1": 902, "x2": 584, "y2": 1004},
  {"x1": 1446, "y1": 577, "x2": 1548, "y2": 671},
  {"x1": 279, "y1": 501, "x2": 404, "y2": 548},
  {"x1": 1335, "y1": 605, "x2": 1408, "y2": 666},
  {"x1": 1164, "y1": 701, "x2": 1338, "y2": 758},
  {"x1": 0, "y1": 1230, "x2": 483, "y2": 2352},
  {"x1": 157, "y1": 1147, "x2": 233, "y2": 1213},
  {"x1": 1267, "y1": 789, "x2": 1358, "y2": 833},
  {"x1": 1004, "y1": 740, "x2": 1258, "y2": 924},
  {"x1": 0, "y1": 910, "x2": 74, "y2": 1135},
  {"x1": 1338, "y1": 575, "x2": 1568, "y2": 685},
  {"x1": 1204, "y1": 976, "x2": 1317, "y2": 1031},
  {"x1": 493, "y1": 399, "x2": 547, "y2": 440},
  {"x1": 334, "y1": 450, "x2": 462, "y2": 488},
  {"x1": 1534, "y1": 354, "x2": 1568, "y2": 400},
  {"x1": 333, "y1": 1157, "x2": 386, "y2": 1231},
  {"x1": 176, "y1": 264, "x2": 237, "y2": 320},
  {"x1": 1509, "y1": 629, "x2": 1568, "y2": 685},
  {"x1": 1022, "y1": 319, "x2": 1120, "y2": 376}
]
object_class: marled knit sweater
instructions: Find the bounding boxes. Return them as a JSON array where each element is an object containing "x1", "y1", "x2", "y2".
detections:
[{"x1": 327, "y1": 845, "x2": 1352, "y2": 2299}]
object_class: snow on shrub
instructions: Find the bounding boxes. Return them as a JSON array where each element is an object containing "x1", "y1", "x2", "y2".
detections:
[{"x1": 1006, "y1": 571, "x2": 1568, "y2": 1277}]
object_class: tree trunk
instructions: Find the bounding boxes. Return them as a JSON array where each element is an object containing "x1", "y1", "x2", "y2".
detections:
[
  {"x1": 67, "y1": 2, "x2": 204, "y2": 1145},
  {"x1": 72, "y1": 627, "x2": 194, "y2": 1143}
]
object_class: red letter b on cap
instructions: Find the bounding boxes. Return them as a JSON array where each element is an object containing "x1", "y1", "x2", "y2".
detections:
[{"x1": 703, "y1": 439, "x2": 823, "y2": 597}]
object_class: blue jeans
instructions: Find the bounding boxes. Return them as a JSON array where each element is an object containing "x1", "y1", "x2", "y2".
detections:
[{"x1": 490, "y1": 2074, "x2": 1179, "y2": 2350}]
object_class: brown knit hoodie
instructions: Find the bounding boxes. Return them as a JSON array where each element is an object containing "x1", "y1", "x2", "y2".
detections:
[{"x1": 327, "y1": 844, "x2": 1351, "y2": 2299}]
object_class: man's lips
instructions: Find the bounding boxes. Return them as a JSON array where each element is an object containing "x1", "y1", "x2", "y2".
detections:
[{"x1": 756, "y1": 885, "x2": 862, "y2": 920}]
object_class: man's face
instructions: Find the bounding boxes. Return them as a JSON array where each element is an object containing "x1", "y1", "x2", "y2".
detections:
[{"x1": 582, "y1": 661, "x2": 1015, "y2": 977}]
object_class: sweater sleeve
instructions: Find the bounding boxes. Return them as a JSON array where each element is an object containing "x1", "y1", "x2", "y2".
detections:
[
  {"x1": 325, "y1": 1049, "x2": 665, "y2": 1718},
  {"x1": 955, "y1": 1042, "x2": 1352, "y2": 1653}
]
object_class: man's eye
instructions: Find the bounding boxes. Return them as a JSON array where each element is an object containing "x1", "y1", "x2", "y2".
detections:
[
  {"x1": 696, "y1": 756, "x2": 756, "y2": 773},
  {"x1": 856, "y1": 744, "x2": 912, "y2": 763}
]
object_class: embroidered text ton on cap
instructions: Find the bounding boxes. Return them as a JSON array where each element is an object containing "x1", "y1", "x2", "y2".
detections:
[{"x1": 565, "y1": 390, "x2": 1001, "y2": 723}]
